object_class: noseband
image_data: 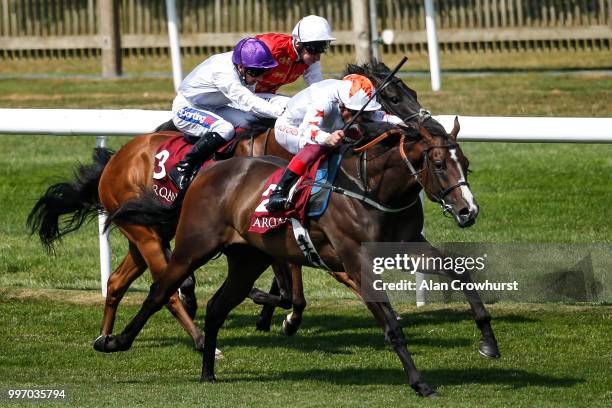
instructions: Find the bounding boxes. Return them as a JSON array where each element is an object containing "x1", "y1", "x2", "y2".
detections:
[{"x1": 398, "y1": 136, "x2": 468, "y2": 214}]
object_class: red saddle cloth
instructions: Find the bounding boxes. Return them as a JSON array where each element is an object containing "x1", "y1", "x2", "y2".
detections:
[
  {"x1": 248, "y1": 156, "x2": 325, "y2": 234},
  {"x1": 152, "y1": 135, "x2": 217, "y2": 205}
]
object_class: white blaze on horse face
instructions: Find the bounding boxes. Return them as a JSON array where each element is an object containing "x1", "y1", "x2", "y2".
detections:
[{"x1": 450, "y1": 149, "x2": 478, "y2": 212}]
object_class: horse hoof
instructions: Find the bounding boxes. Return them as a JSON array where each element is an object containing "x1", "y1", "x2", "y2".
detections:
[
  {"x1": 412, "y1": 381, "x2": 436, "y2": 397},
  {"x1": 281, "y1": 318, "x2": 299, "y2": 336},
  {"x1": 93, "y1": 335, "x2": 121, "y2": 353},
  {"x1": 478, "y1": 338, "x2": 501, "y2": 359},
  {"x1": 214, "y1": 348, "x2": 224, "y2": 360},
  {"x1": 93, "y1": 335, "x2": 108, "y2": 352},
  {"x1": 93, "y1": 334, "x2": 131, "y2": 353},
  {"x1": 194, "y1": 335, "x2": 206, "y2": 352},
  {"x1": 255, "y1": 317, "x2": 271, "y2": 332},
  {"x1": 200, "y1": 374, "x2": 217, "y2": 383}
]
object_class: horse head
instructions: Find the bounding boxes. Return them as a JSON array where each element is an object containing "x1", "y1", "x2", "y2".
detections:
[
  {"x1": 345, "y1": 60, "x2": 422, "y2": 123},
  {"x1": 407, "y1": 116, "x2": 479, "y2": 228}
]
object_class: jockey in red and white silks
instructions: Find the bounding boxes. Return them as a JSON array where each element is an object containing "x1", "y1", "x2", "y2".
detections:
[
  {"x1": 274, "y1": 76, "x2": 404, "y2": 154},
  {"x1": 266, "y1": 74, "x2": 404, "y2": 212},
  {"x1": 255, "y1": 15, "x2": 335, "y2": 94}
]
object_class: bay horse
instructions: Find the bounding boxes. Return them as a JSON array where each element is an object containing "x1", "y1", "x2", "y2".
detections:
[
  {"x1": 26, "y1": 60, "x2": 439, "y2": 350},
  {"x1": 95, "y1": 118, "x2": 501, "y2": 397}
]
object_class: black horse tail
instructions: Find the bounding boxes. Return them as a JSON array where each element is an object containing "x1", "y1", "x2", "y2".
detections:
[
  {"x1": 27, "y1": 147, "x2": 114, "y2": 252},
  {"x1": 104, "y1": 188, "x2": 184, "y2": 236}
]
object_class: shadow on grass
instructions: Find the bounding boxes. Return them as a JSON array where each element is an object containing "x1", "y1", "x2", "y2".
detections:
[
  {"x1": 217, "y1": 367, "x2": 582, "y2": 389},
  {"x1": 138, "y1": 308, "x2": 537, "y2": 353},
  {"x1": 220, "y1": 307, "x2": 538, "y2": 331}
]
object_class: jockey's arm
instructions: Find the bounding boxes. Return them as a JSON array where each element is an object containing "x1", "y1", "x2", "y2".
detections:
[
  {"x1": 303, "y1": 62, "x2": 324, "y2": 86},
  {"x1": 215, "y1": 71, "x2": 285, "y2": 118},
  {"x1": 298, "y1": 102, "x2": 336, "y2": 145}
]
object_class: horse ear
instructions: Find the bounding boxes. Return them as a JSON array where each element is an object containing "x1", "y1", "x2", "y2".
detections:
[
  {"x1": 417, "y1": 124, "x2": 435, "y2": 145},
  {"x1": 449, "y1": 116, "x2": 460, "y2": 141}
]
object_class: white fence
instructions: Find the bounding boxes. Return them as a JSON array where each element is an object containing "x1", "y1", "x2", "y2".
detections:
[{"x1": 1, "y1": 109, "x2": 611, "y2": 300}]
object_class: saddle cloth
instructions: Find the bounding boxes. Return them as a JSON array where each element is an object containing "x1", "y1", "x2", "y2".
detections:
[
  {"x1": 151, "y1": 135, "x2": 218, "y2": 205},
  {"x1": 248, "y1": 150, "x2": 343, "y2": 234}
]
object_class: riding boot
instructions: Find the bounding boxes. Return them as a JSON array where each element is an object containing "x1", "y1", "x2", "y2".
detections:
[
  {"x1": 169, "y1": 132, "x2": 226, "y2": 190},
  {"x1": 266, "y1": 168, "x2": 300, "y2": 212}
]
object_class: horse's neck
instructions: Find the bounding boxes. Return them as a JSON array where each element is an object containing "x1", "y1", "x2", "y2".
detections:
[{"x1": 339, "y1": 144, "x2": 422, "y2": 210}]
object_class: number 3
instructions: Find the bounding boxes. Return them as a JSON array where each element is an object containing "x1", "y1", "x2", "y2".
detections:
[{"x1": 153, "y1": 150, "x2": 170, "y2": 179}]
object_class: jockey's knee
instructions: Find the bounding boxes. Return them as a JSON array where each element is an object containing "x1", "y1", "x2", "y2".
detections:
[{"x1": 210, "y1": 121, "x2": 235, "y2": 141}]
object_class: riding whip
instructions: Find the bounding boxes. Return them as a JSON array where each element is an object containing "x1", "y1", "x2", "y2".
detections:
[{"x1": 342, "y1": 56, "x2": 409, "y2": 132}]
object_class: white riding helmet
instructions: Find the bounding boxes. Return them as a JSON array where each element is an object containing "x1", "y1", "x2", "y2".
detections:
[
  {"x1": 338, "y1": 74, "x2": 382, "y2": 111},
  {"x1": 292, "y1": 15, "x2": 336, "y2": 43}
]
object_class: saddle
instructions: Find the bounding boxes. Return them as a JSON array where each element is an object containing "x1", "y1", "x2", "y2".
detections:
[{"x1": 248, "y1": 148, "x2": 344, "y2": 234}]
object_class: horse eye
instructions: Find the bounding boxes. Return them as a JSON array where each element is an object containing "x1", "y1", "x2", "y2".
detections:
[
  {"x1": 433, "y1": 160, "x2": 445, "y2": 171},
  {"x1": 390, "y1": 96, "x2": 400, "y2": 104}
]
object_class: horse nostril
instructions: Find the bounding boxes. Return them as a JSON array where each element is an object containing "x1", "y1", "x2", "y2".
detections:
[{"x1": 458, "y1": 207, "x2": 470, "y2": 217}]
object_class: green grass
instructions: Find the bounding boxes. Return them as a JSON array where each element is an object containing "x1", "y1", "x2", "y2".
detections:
[
  {"x1": 0, "y1": 291, "x2": 610, "y2": 407},
  {"x1": 1, "y1": 49, "x2": 611, "y2": 76},
  {"x1": 0, "y1": 65, "x2": 611, "y2": 406}
]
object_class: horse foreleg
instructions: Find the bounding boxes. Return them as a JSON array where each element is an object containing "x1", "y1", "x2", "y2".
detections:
[
  {"x1": 341, "y1": 247, "x2": 436, "y2": 397},
  {"x1": 418, "y1": 241, "x2": 500, "y2": 359},
  {"x1": 364, "y1": 300, "x2": 436, "y2": 397},
  {"x1": 254, "y1": 278, "x2": 280, "y2": 332},
  {"x1": 447, "y1": 270, "x2": 500, "y2": 358},
  {"x1": 253, "y1": 261, "x2": 294, "y2": 331},
  {"x1": 100, "y1": 243, "x2": 147, "y2": 336},
  {"x1": 202, "y1": 247, "x2": 272, "y2": 382}
]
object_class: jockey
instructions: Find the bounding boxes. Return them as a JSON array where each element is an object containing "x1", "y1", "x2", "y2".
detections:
[
  {"x1": 255, "y1": 15, "x2": 335, "y2": 94},
  {"x1": 266, "y1": 74, "x2": 404, "y2": 212},
  {"x1": 168, "y1": 37, "x2": 288, "y2": 191}
]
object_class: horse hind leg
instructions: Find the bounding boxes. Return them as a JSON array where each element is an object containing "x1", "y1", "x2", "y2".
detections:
[
  {"x1": 94, "y1": 225, "x2": 209, "y2": 353},
  {"x1": 202, "y1": 246, "x2": 272, "y2": 382},
  {"x1": 99, "y1": 242, "x2": 147, "y2": 336}
]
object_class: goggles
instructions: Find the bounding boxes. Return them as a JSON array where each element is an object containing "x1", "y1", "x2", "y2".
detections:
[
  {"x1": 303, "y1": 41, "x2": 330, "y2": 54},
  {"x1": 244, "y1": 67, "x2": 269, "y2": 78}
]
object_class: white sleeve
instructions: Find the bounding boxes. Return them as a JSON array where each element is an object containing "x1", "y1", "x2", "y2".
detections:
[
  {"x1": 298, "y1": 100, "x2": 333, "y2": 144},
  {"x1": 372, "y1": 110, "x2": 404, "y2": 125},
  {"x1": 216, "y1": 72, "x2": 285, "y2": 118},
  {"x1": 303, "y1": 62, "x2": 324, "y2": 86}
]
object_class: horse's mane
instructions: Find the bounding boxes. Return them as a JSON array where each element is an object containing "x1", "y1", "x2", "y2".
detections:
[{"x1": 343, "y1": 59, "x2": 420, "y2": 110}]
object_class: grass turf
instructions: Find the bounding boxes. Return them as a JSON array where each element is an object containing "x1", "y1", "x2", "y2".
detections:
[{"x1": 0, "y1": 290, "x2": 610, "y2": 407}]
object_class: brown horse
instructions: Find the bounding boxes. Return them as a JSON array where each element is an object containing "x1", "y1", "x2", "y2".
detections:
[
  {"x1": 26, "y1": 60, "x2": 439, "y2": 350},
  {"x1": 96, "y1": 119, "x2": 500, "y2": 397},
  {"x1": 26, "y1": 127, "x2": 294, "y2": 350}
]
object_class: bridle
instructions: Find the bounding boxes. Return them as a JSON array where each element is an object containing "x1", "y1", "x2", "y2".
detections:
[{"x1": 354, "y1": 128, "x2": 469, "y2": 215}]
